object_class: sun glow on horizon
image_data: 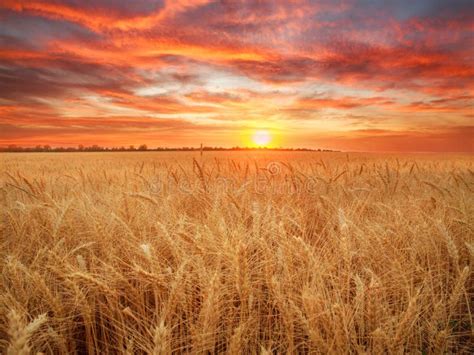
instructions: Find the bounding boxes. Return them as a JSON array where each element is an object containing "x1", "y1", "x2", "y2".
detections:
[{"x1": 251, "y1": 130, "x2": 272, "y2": 147}]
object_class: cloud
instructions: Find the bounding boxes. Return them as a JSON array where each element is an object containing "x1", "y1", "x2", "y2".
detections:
[
  {"x1": 0, "y1": 0, "x2": 473, "y2": 150},
  {"x1": 286, "y1": 94, "x2": 473, "y2": 115},
  {"x1": 295, "y1": 96, "x2": 394, "y2": 110},
  {"x1": 309, "y1": 126, "x2": 474, "y2": 152},
  {"x1": 0, "y1": 0, "x2": 168, "y2": 31},
  {"x1": 328, "y1": 126, "x2": 474, "y2": 153}
]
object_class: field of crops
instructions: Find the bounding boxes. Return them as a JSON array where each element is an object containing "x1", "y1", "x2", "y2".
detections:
[{"x1": 1, "y1": 152, "x2": 472, "y2": 353}]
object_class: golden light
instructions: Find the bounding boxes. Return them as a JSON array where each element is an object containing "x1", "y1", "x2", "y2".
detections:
[{"x1": 252, "y1": 130, "x2": 272, "y2": 147}]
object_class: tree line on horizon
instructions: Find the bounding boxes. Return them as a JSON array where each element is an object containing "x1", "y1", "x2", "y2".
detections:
[{"x1": 0, "y1": 144, "x2": 337, "y2": 153}]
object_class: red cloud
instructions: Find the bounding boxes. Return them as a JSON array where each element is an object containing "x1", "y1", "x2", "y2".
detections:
[
  {"x1": 308, "y1": 126, "x2": 474, "y2": 153},
  {"x1": 1, "y1": 0, "x2": 473, "y2": 151}
]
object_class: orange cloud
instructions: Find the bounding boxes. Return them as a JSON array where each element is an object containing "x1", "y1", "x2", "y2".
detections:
[
  {"x1": 306, "y1": 127, "x2": 474, "y2": 153},
  {"x1": 0, "y1": 0, "x2": 213, "y2": 31},
  {"x1": 296, "y1": 96, "x2": 394, "y2": 110},
  {"x1": 1, "y1": 0, "x2": 473, "y2": 151}
]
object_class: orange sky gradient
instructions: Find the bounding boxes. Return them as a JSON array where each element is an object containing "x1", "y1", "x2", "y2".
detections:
[{"x1": 0, "y1": 0, "x2": 473, "y2": 151}]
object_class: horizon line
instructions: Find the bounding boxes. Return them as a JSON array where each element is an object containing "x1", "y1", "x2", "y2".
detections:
[
  {"x1": 0, "y1": 144, "x2": 338, "y2": 152},
  {"x1": 1, "y1": 145, "x2": 473, "y2": 154}
]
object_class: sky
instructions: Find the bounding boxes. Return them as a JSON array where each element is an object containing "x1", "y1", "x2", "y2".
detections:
[{"x1": 0, "y1": 0, "x2": 473, "y2": 152}]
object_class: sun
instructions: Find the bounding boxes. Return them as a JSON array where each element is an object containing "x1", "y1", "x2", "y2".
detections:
[{"x1": 252, "y1": 130, "x2": 272, "y2": 147}]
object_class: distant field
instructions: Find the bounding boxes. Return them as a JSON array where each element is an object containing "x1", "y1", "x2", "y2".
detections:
[{"x1": 1, "y1": 152, "x2": 473, "y2": 353}]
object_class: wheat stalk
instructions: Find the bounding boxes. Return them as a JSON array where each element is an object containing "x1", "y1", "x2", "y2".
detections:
[{"x1": 7, "y1": 310, "x2": 47, "y2": 355}]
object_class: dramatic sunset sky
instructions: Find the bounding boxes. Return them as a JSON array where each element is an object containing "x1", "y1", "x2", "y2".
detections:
[{"x1": 0, "y1": 0, "x2": 473, "y2": 151}]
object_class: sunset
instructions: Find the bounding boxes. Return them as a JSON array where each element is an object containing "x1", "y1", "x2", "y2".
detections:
[
  {"x1": 0, "y1": 0, "x2": 473, "y2": 151},
  {"x1": 0, "y1": 1, "x2": 473, "y2": 354}
]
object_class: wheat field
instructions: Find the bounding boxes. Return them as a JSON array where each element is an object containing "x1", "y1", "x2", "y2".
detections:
[{"x1": 0, "y1": 152, "x2": 472, "y2": 354}]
